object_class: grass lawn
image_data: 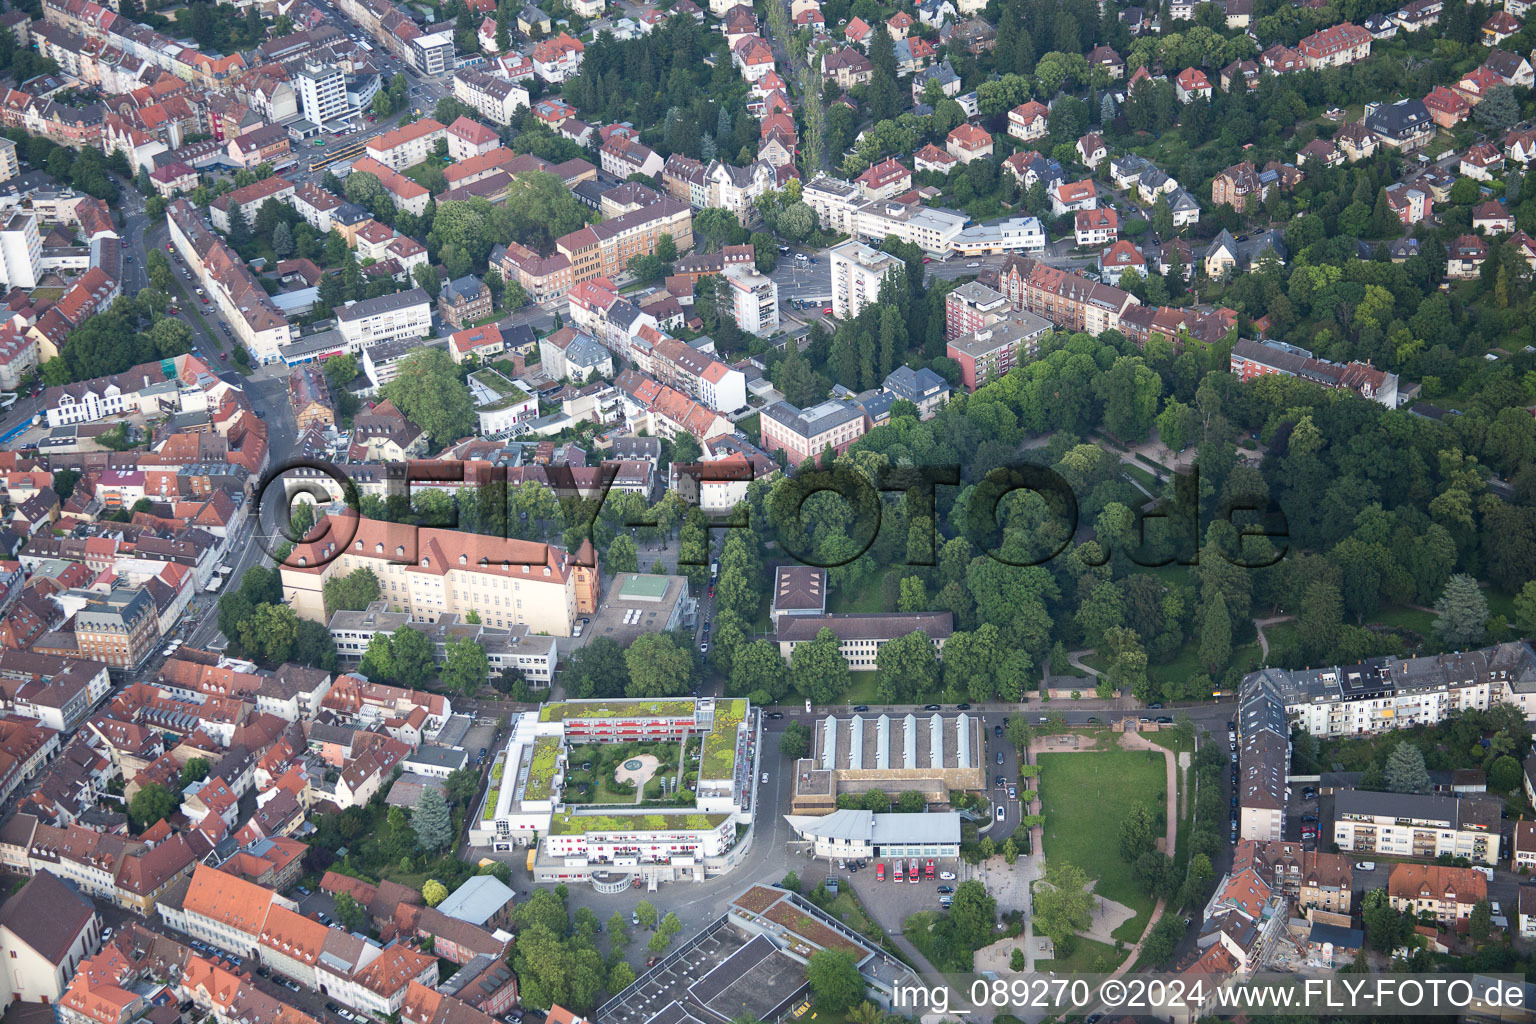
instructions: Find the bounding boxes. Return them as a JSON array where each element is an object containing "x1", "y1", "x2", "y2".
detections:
[
  {"x1": 1037, "y1": 935, "x2": 1125, "y2": 974},
  {"x1": 828, "y1": 564, "x2": 904, "y2": 614},
  {"x1": 842, "y1": 671, "x2": 878, "y2": 705},
  {"x1": 1122, "y1": 462, "x2": 1158, "y2": 492},
  {"x1": 1037, "y1": 746, "x2": 1167, "y2": 944},
  {"x1": 402, "y1": 157, "x2": 449, "y2": 187}
]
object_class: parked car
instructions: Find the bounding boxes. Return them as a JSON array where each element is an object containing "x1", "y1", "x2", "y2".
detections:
[
  {"x1": 1355, "y1": 861, "x2": 1376, "y2": 871},
  {"x1": 939, "y1": 870, "x2": 956, "y2": 880},
  {"x1": 937, "y1": 885, "x2": 954, "y2": 894},
  {"x1": 924, "y1": 704, "x2": 942, "y2": 711},
  {"x1": 768, "y1": 711, "x2": 783, "y2": 719}
]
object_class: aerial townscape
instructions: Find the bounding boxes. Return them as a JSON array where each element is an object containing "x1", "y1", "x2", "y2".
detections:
[{"x1": 4, "y1": 0, "x2": 1536, "y2": 1016}]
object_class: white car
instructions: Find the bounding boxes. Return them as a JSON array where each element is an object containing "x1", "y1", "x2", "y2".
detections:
[
  {"x1": 995, "y1": 806, "x2": 1004, "y2": 820},
  {"x1": 938, "y1": 871, "x2": 956, "y2": 880},
  {"x1": 760, "y1": 772, "x2": 768, "y2": 784},
  {"x1": 1354, "y1": 861, "x2": 1375, "y2": 871}
]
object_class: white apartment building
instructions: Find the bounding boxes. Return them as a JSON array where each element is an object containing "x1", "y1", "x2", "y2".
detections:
[
  {"x1": 0, "y1": 139, "x2": 19, "y2": 182},
  {"x1": 830, "y1": 239, "x2": 904, "y2": 320},
  {"x1": 365, "y1": 118, "x2": 448, "y2": 171},
  {"x1": 724, "y1": 265, "x2": 779, "y2": 335},
  {"x1": 295, "y1": 60, "x2": 348, "y2": 127},
  {"x1": 853, "y1": 200, "x2": 968, "y2": 255},
  {"x1": 1248, "y1": 643, "x2": 1530, "y2": 740},
  {"x1": 0, "y1": 212, "x2": 41, "y2": 289},
  {"x1": 335, "y1": 288, "x2": 433, "y2": 353},
  {"x1": 1333, "y1": 791, "x2": 1501, "y2": 865},
  {"x1": 452, "y1": 69, "x2": 530, "y2": 125}
]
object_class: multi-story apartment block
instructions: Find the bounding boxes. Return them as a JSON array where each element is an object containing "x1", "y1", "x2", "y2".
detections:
[
  {"x1": 830, "y1": 239, "x2": 904, "y2": 319},
  {"x1": 853, "y1": 156, "x2": 911, "y2": 200},
  {"x1": 647, "y1": 336, "x2": 748, "y2": 413},
  {"x1": 759, "y1": 399, "x2": 866, "y2": 464},
  {"x1": 446, "y1": 116, "x2": 501, "y2": 162},
  {"x1": 290, "y1": 184, "x2": 345, "y2": 234},
  {"x1": 1237, "y1": 840, "x2": 1353, "y2": 914},
  {"x1": 1230, "y1": 338, "x2": 1398, "y2": 406},
  {"x1": 210, "y1": 175, "x2": 296, "y2": 232},
  {"x1": 294, "y1": 60, "x2": 348, "y2": 127},
  {"x1": 73, "y1": 586, "x2": 159, "y2": 672},
  {"x1": 530, "y1": 32, "x2": 584, "y2": 82},
  {"x1": 995, "y1": 254, "x2": 1138, "y2": 336},
  {"x1": 554, "y1": 199, "x2": 692, "y2": 285},
  {"x1": 1245, "y1": 643, "x2": 1531, "y2": 739},
  {"x1": 451, "y1": 69, "x2": 529, "y2": 125},
  {"x1": 365, "y1": 118, "x2": 447, "y2": 171},
  {"x1": 0, "y1": 213, "x2": 40, "y2": 290},
  {"x1": 1298, "y1": 21, "x2": 1371, "y2": 67},
  {"x1": 493, "y1": 241, "x2": 573, "y2": 303},
  {"x1": 336, "y1": 289, "x2": 433, "y2": 353},
  {"x1": 279, "y1": 515, "x2": 598, "y2": 636},
  {"x1": 167, "y1": 201, "x2": 292, "y2": 364},
  {"x1": 1387, "y1": 863, "x2": 1487, "y2": 922},
  {"x1": 723, "y1": 265, "x2": 779, "y2": 336},
  {"x1": 945, "y1": 281, "x2": 1012, "y2": 339},
  {"x1": 0, "y1": 139, "x2": 19, "y2": 182},
  {"x1": 1335, "y1": 791, "x2": 1501, "y2": 865},
  {"x1": 946, "y1": 311, "x2": 1053, "y2": 391}
]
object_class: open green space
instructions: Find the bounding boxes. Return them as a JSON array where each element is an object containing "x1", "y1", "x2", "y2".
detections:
[
  {"x1": 1036, "y1": 934, "x2": 1125, "y2": 974},
  {"x1": 1037, "y1": 746, "x2": 1167, "y2": 944}
]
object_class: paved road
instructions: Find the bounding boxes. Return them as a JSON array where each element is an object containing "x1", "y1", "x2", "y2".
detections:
[{"x1": 129, "y1": 212, "x2": 304, "y2": 651}]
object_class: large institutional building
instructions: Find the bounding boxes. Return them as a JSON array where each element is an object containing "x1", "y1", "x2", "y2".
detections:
[
  {"x1": 790, "y1": 711, "x2": 985, "y2": 813},
  {"x1": 279, "y1": 515, "x2": 599, "y2": 637},
  {"x1": 470, "y1": 698, "x2": 759, "y2": 886}
]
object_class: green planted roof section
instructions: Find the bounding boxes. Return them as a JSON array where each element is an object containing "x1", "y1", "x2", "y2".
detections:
[
  {"x1": 700, "y1": 699, "x2": 748, "y2": 781},
  {"x1": 539, "y1": 699, "x2": 699, "y2": 722},
  {"x1": 549, "y1": 812, "x2": 730, "y2": 835},
  {"x1": 525, "y1": 735, "x2": 561, "y2": 801}
]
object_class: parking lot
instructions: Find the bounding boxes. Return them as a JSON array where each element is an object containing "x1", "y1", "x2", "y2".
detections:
[{"x1": 837, "y1": 857, "x2": 967, "y2": 936}]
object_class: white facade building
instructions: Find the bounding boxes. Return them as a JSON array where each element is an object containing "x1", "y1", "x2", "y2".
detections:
[
  {"x1": 295, "y1": 61, "x2": 348, "y2": 127},
  {"x1": 336, "y1": 289, "x2": 434, "y2": 353},
  {"x1": 0, "y1": 213, "x2": 40, "y2": 289},
  {"x1": 830, "y1": 240, "x2": 904, "y2": 320},
  {"x1": 724, "y1": 265, "x2": 779, "y2": 336}
]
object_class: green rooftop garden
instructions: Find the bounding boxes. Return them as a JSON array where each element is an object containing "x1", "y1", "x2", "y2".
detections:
[
  {"x1": 479, "y1": 754, "x2": 506, "y2": 823},
  {"x1": 539, "y1": 699, "x2": 699, "y2": 722},
  {"x1": 699, "y1": 699, "x2": 747, "y2": 781},
  {"x1": 548, "y1": 812, "x2": 729, "y2": 835},
  {"x1": 469, "y1": 368, "x2": 536, "y2": 412},
  {"x1": 524, "y1": 735, "x2": 561, "y2": 802}
]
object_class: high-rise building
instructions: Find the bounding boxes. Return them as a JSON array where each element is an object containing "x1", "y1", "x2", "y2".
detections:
[
  {"x1": 828, "y1": 239, "x2": 903, "y2": 320},
  {"x1": 0, "y1": 138, "x2": 19, "y2": 183},
  {"x1": 295, "y1": 60, "x2": 348, "y2": 127},
  {"x1": 723, "y1": 265, "x2": 779, "y2": 336},
  {"x1": 0, "y1": 213, "x2": 40, "y2": 289}
]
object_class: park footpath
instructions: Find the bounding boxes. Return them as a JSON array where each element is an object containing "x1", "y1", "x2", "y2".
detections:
[{"x1": 973, "y1": 729, "x2": 1182, "y2": 979}]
